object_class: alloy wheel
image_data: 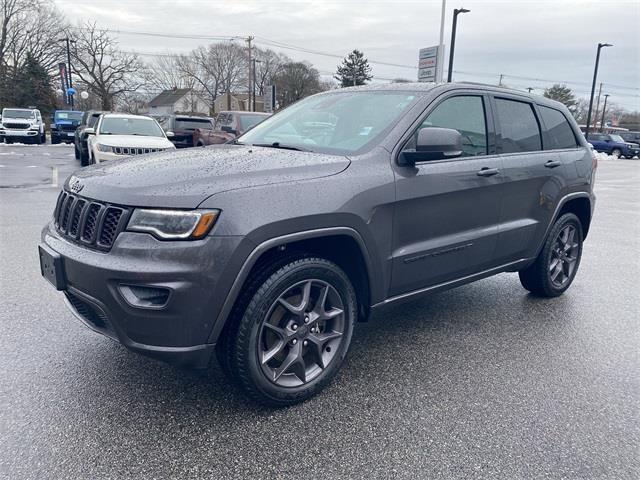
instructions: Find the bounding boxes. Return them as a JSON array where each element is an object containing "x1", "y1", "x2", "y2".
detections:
[
  {"x1": 258, "y1": 279, "x2": 346, "y2": 387},
  {"x1": 548, "y1": 224, "x2": 580, "y2": 287}
]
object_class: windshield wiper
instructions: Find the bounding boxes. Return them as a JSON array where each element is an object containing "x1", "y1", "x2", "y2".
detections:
[{"x1": 252, "y1": 142, "x2": 312, "y2": 152}]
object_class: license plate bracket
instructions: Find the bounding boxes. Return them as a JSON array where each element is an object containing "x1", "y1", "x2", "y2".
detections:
[{"x1": 39, "y1": 245, "x2": 66, "y2": 290}]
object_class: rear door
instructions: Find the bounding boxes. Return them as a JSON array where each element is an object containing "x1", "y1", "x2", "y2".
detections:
[
  {"x1": 390, "y1": 92, "x2": 504, "y2": 296},
  {"x1": 492, "y1": 96, "x2": 576, "y2": 263}
]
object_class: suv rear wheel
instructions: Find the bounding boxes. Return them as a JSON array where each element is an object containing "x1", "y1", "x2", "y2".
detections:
[
  {"x1": 519, "y1": 213, "x2": 583, "y2": 297},
  {"x1": 220, "y1": 257, "x2": 356, "y2": 406}
]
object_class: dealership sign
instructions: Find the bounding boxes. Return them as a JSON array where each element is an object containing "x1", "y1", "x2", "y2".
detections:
[{"x1": 418, "y1": 46, "x2": 440, "y2": 83}]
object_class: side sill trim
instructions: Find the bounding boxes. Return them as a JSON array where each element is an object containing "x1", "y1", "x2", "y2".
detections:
[{"x1": 372, "y1": 258, "x2": 530, "y2": 308}]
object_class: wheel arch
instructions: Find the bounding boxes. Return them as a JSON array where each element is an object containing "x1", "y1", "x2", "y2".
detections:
[
  {"x1": 208, "y1": 227, "x2": 375, "y2": 344},
  {"x1": 557, "y1": 195, "x2": 592, "y2": 240}
]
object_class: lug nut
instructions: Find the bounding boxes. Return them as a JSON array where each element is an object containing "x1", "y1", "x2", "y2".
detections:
[
  {"x1": 303, "y1": 340, "x2": 308, "y2": 346},
  {"x1": 291, "y1": 339, "x2": 298, "y2": 345},
  {"x1": 292, "y1": 324, "x2": 298, "y2": 331},
  {"x1": 304, "y1": 315, "x2": 310, "y2": 323}
]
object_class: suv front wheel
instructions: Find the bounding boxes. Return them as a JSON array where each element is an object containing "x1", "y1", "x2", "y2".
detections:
[
  {"x1": 220, "y1": 257, "x2": 356, "y2": 406},
  {"x1": 519, "y1": 213, "x2": 583, "y2": 297}
]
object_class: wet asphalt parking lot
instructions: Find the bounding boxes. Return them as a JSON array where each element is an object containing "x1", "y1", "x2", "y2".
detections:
[{"x1": 1, "y1": 143, "x2": 638, "y2": 479}]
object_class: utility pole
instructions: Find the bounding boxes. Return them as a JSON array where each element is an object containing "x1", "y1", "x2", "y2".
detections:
[
  {"x1": 527, "y1": 87, "x2": 534, "y2": 93},
  {"x1": 585, "y1": 42, "x2": 612, "y2": 138},
  {"x1": 498, "y1": 74, "x2": 504, "y2": 86},
  {"x1": 600, "y1": 94, "x2": 610, "y2": 132},
  {"x1": 58, "y1": 37, "x2": 75, "y2": 108},
  {"x1": 593, "y1": 82, "x2": 603, "y2": 130},
  {"x1": 246, "y1": 36, "x2": 254, "y2": 111}
]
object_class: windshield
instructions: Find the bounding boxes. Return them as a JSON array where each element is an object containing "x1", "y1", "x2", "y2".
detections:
[
  {"x1": 609, "y1": 134, "x2": 625, "y2": 143},
  {"x1": 99, "y1": 117, "x2": 165, "y2": 137},
  {"x1": 238, "y1": 91, "x2": 418, "y2": 154},
  {"x1": 3, "y1": 109, "x2": 34, "y2": 119},
  {"x1": 55, "y1": 111, "x2": 83, "y2": 122},
  {"x1": 175, "y1": 118, "x2": 213, "y2": 130},
  {"x1": 239, "y1": 114, "x2": 268, "y2": 131}
]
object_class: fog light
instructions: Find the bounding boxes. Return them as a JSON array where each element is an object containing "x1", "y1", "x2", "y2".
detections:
[{"x1": 118, "y1": 284, "x2": 171, "y2": 308}]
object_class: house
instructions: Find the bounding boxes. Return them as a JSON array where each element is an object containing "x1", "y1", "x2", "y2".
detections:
[
  {"x1": 147, "y1": 88, "x2": 209, "y2": 115},
  {"x1": 214, "y1": 93, "x2": 264, "y2": 114}
]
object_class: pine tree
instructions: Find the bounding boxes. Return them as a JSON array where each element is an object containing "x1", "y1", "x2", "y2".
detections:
[
  {"x1": 14, "y1": 53, "x2": 57, "y2": 115},
  {"x1": 335, "y1": 49, "x2": 373, "y2": 88},
  {"x1": 543, "y1": 84, "x2": 578, "y2": 115}
]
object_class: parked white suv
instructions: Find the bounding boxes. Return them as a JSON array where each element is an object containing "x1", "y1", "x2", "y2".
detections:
[
  {"x1": 86, "y1": 113, "x2": 176, "y2": 164},
  {"x1": 0, "y1": 108, "x2": 46, "y2": 144}
]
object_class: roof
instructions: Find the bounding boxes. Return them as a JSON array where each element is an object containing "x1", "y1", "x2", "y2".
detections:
[
  {"x1": 149, "y1": 88, "x2": 192, "y2": 107},
  {"x1": 101, "y1": 113, "x2": 154, "y2": 120}
]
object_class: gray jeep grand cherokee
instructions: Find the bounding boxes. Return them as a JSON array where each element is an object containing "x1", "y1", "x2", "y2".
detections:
[{"x1": 39, "y1": 83, "x2": 596, "y2": 406}]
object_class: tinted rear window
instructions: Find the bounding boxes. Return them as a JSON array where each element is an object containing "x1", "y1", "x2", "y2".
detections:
[
  {"x1": 175, "y1": 118, "x2": 213, "y2": 130},
  {"x1": 539, "y1": 106, "x2": 578, "y2": 150},
  {"x1": 494, "y1": 98, "x2": 542, "y2": 153}
]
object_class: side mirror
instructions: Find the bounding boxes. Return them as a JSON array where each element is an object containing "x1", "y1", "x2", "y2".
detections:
[
  {"x1": 84, "y1": 127, "x2": 95, "y2": 135},
  {"x1": 221, "y1": 125, "x2": 237, "y2": 135},
  {"x1": 166, "y1": 131, "x2": 175, "y2": 138},
  {"x1": 399, "y1": 127, "x2": 463, "y2": 166}
]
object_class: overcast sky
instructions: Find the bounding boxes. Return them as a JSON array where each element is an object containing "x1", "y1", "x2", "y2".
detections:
[{"x1": 55, "y1": 0, "x2": 639, "y2": 110}]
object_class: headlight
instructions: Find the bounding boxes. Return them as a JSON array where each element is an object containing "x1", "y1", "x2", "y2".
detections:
[
  {"x1": 96, "y1": 143, "x2": 112, "y2": 152},
  {"x1": 127, "y1": 209, "x2": 220, "y2": 240}
]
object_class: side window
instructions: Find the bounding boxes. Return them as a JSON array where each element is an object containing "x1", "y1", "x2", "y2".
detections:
[
  {"x1": 494, "y1": 98, "x2": 542, "y2": 153},
  {"x1": 539, "y1": 106, "x2": 578, "y2": 150},
  {"x1": 407, "y1": 95, "x2": 487, "y2": 157}
]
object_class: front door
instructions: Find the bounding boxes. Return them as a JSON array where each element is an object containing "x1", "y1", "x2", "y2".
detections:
[{"x1": 390, "y1": 93, "x2": 504, "y2": 297}]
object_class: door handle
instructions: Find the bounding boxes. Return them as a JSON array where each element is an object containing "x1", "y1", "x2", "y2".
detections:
[
  {"x1": 545, "y1": 160, "x2": 562, "y2": 168},
  {"x1": 476, "y1": 167, "x2": 500, "y2": 177}
]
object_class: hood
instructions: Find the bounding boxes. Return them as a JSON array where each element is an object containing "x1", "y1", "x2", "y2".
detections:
[
  {"x1": 95, "y1": 135, "x2": 174, "y2": 149},
  {"x1": 67, "y1": 144, "x2": 351, "y2": 208}
]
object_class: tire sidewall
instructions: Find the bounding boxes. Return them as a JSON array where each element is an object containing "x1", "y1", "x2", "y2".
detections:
[
  {"x1": 239, "y1": 259, "x2": 356, "y2": 404},
  {"x1": 541, "y1": 213, "x2": 583, "y2": 295}
]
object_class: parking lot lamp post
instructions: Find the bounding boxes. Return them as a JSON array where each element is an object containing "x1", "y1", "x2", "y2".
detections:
[
  {"x1": 585, "y1": 42, "x2": 612, "y2": 138},
  {"x1": 447, "y1": 7, "x2": 470, "y2": 82},
  {"x1": 58, "y1": 37, "x2": 76, "y2": 108},
  {"x1": 599, "y1": 94, "x2": 610, "y2": 132}
]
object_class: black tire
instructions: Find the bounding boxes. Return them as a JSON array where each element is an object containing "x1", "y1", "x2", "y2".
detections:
[
  {"x1": 220, "y1": 256, "x2": 357, "y2": 406},
  {"x1": 41, "y1": 131, "x2": 46, "y2": 143},
  {"x1": 611, "y1": 148, "x2": 622, "y2": 158},
  {"x1": 52, "y1": 135, "x2": 60, "y2": 145},
  {"x1": 624, "y1": 155, "x2": 634, "y2": 160},
  {"x1": 519, "y1": 213, "x2": 583, "y2": 297},
  {"x1": 80, "y1": 147, "x2": 89, "y2": 165},
  {"x1": 5, "y1": 138, "x2": 13, "y2": 144},
  {"x1": 74, "y1": 144, "x2": 80, "y2": 159},
  {"x1": 33, "y1": 134, "x2": 41, "y2": 145}
]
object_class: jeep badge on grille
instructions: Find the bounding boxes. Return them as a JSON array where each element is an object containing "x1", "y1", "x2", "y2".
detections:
[{"x1": 69, "y1": 177, "x2": 84, "y2": 193}]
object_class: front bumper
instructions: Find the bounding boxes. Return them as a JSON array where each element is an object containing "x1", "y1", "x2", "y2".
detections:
[
  {"x1": 40, "y1": 220, "x2": 244, "y2": 368},
  {"x1": 52, "y1": 130, "x2": 76, "y2": 141},
  {"x1": 0, "y1": 129, "x2": 38, "y2": 137}
]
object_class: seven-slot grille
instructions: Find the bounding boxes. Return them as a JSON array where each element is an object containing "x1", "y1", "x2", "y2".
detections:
[
  {"x1": 113, "y1": 146, "x2": 166, "y2": 155},
  {"x1": 54, "y1": 191, "x2": 130, "y2": 251},
  {"x1": 3, "y1": 122, "x2": 30, "y2": 130}
]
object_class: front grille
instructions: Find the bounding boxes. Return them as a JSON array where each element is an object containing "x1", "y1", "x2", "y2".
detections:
[
  {"x1": 112, "y1": 146, "x2": 165, "y2": 155},
  {"x1": 59, "y1": 124, "x2": 77, "y2": 132},
  {"x1": 3, "y1": 122, "x2": 30, "y2": 130},
  {"x1": 65, "y1": 292, "x2": 111, "y2": 331},
  {"x1": 54, "y1": 191, "x2": 130, "y2": 251}
]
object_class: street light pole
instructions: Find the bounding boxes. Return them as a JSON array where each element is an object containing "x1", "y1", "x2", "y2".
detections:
[
  {"x1": 447, "y1": 7, "x2": 470, "y2": 82},
  {"x1": 585, "y1": 42, "x2": 612, "y2": 138},
  {"x1": 600, "y1": 94, "x2": 610, "y2": 132},
  {"x1": 436, "y1": 0, "x2": 446, "y2": 83}
]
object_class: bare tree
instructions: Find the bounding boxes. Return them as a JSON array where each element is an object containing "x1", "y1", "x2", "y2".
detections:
[
  {"x1": 144, "y1": 54, "x2": 194, "y2": 92},
  {"x1": 272, "y1": 62, "x2": 323, "y2": 108},
  {"x1": 1, "y1": 0, "x2": 67, "y2": 104},
  {"x1": 253, "y1": 48, "x2": 289, "y2": 95},
  {"x1": 70, "y1": 22, "x2": 145, "y2": 110},
  {"x1": 179, "y1": 42, "x2": 246, "y2": 111}
]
